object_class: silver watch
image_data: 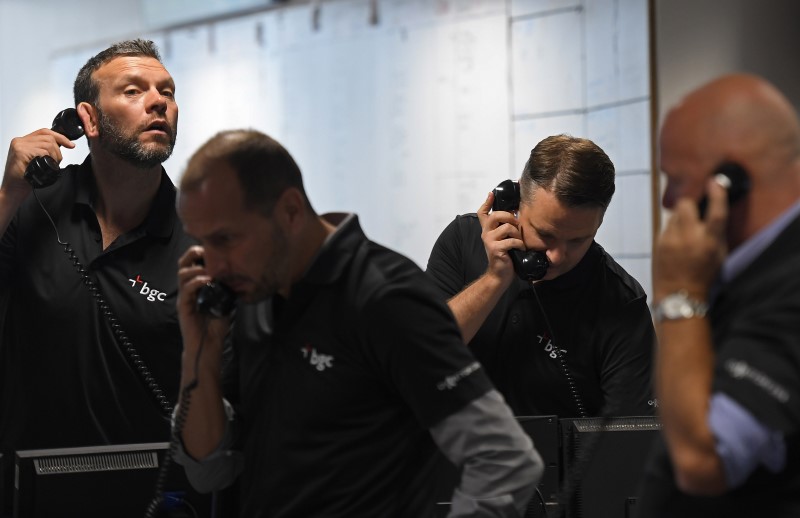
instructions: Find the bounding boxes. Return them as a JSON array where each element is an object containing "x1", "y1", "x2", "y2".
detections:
[{"x1": 653, "y1": 290, "x2": 708, "y2": 322}]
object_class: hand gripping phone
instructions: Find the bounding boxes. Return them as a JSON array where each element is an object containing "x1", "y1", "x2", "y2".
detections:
[
  {"x1": 193, "y1": 258, "x2": 236, "y2": 318},
  {"x1": 195, "y1": 257, "x2": 236, "y2": 318},
  {"x1": 697, "y1": 162, "x2": 751, "y2": 217},
  {"x1": 492, "y1": 179, "x2": 549, "y2": 281},
  {"x1": 196, "y1": 282, "x2": 237, "y2": 318},
  {"x1": 24, "y1": 108, "x2": 85, "y2": 189}
]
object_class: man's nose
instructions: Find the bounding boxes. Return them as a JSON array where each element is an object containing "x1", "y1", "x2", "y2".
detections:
[
  {"x1": 145, "y1": 88, "x2": 168, "y2": 114},
  {"x1": 662, "y1": 191, "x2": 674, "y2": 209},
  {"x1": 546, "y1": 244, "x2": 566, "y2": 266},
  {"x1": 202, "y1": 252, "x2": 228, "y2": 280},
  {"x1": 661, "y1": 183, "x2": 679, "y2": 209}
]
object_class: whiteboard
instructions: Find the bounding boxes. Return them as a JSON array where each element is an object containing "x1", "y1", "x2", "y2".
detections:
[{"x1": 47, "y1": 0, "x2": 652, "y2": 298}]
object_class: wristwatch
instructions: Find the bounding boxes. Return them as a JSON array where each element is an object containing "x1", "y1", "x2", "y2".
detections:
[{"x1": 653, "y1": 290, "x2": 708, "y2": 322}]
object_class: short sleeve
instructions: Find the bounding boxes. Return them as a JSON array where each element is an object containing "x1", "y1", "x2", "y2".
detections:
[
  {"x1": 0, "y1": 214, "x2": 18, "y2": 289},
  {"x1": 597, "y1": 295, "x2": 656, "y2": 416},
  {"x1": 361, "y1": 280, "x2": 493, "y2": 428},
  {"x1": 712, "y1": 303, "x2": 800, "y2": 435},
  {"x1": 426, "y1": 215, "x2": 479, "y2": 301}
]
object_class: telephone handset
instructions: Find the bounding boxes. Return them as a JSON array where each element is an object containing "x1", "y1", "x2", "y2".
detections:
[
  {"x1": 196, "y1": 282, "x2": 237, "y2": 318},
  {"x1": 193, "y1": 259, "x2": 236, "y2": 318},
  {"x1": 24, "y1": 108, "x2": 85, "y2": 189},
  {"x1": 492, "y1": 179, "x2": 550, "y2": 281},
  {"x1": 697, "y1": 162, "x2": 751, "y2": 217}
]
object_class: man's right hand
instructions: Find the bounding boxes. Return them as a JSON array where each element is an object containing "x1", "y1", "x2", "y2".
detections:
[
  {"x1": 2, "y1": 129, "x2": 75, "y2": 199},
  {"x1": 176, "y1": 245, "x2": 232, "y2": 460},
  {"x1": 0, "y1": 129, "x2": 75, "y2": 238},
  {"x1": 476, "y1": 191, "x2": 524, "y2": 287},
  {"x1": 177, "y1": 246, "x2": 231, "y2": 376},
  {"x1": 444, "y1": 192, "x2": 526, "y2": 344}
]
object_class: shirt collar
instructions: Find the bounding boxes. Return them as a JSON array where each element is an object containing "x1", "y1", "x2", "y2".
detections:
[
  {"x1": 73, "y1": 155, "x2": 177, "y2": 240},
  {"x1": 722, "y1": 199, "x2": 800, "y2": 282},
  {"x1": 301, "y1": 212, "x2": 363, "y2": 285}
]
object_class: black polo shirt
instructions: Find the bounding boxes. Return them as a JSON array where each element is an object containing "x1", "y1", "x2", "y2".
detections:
[
  {"x1": 0, "y1": 156, "x2": 194, "y2": 461},
  {"x1": 227, "y1": 213, "x2": 492, "y2": 518},
  {"x1": 426, "y1": 213, "x2": 655, "y2": 418}
]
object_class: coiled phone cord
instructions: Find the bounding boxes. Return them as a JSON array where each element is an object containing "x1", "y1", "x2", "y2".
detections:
[
  {"x1": 529, "y1": 283, "x2": 587, "y2": 419},
  {"x1": 33, "y1": 189, "x2": 174, "y2": 417},
  {"x1": 144, "y1": 320, "x2": 208, "y2": 518},
  {"x1": 530, "y1": 282, "x2": 621, "y2": 518}
]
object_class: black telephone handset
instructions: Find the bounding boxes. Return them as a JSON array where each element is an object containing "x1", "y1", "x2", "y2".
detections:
[
  {"x1": 492, "y1": 179, "x2": 550, "y2": 281},
  {"x1": 193, "y1": 258, "x2": 236, "y2": 317},
  {"x1": 24, "y1": 108, "x2": 85, "y2": 189},
  {"x1": 196, "y1": 282, "x2": 237, "y2": 318},
  {"x1": 697, "y1": 162, "x2": 751, "y2": 217}
]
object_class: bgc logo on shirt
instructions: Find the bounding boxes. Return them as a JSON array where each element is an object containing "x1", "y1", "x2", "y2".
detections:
[
  {"x1": 301, "y1": 344, "x2": 334, "y2": 372},
  {"x1": 128, "y1": 274, "x2": 167, "y2": 302},
  {"x1": 537, "y1": 333, "x2": 567, "y2": 360}
]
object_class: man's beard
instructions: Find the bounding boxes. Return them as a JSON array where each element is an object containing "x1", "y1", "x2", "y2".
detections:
[{"x1": 96, "y1": 108, "x2": 177, "y2": 169}]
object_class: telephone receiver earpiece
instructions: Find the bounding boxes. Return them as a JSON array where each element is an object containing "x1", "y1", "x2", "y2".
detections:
[
  {"x1": 24, "y1": 108, "x2": 85, "y2": 189},
  {"x1": 196, "y1": 282, "x2": 237, "y2": 318},
  {"x1": 492, "y1": 179, "x2": 550, "y2": 282},
  {"x1": 193, "y1": 258, "x2": 237, "y2": 318},
  {"x1": 492, "y1": 179, "x2": 521, "y2": 212},
  {"x1": 697, "y1": 162, "x2": 751, "y2": 218}
]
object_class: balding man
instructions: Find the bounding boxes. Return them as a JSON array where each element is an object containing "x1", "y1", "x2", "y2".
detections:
[
  {"x1": 174, "y1": 129, "x2": 543, "y2": 517},
  {"x1": 637, "y1": 74, "x2": 800, "y2": 517}
]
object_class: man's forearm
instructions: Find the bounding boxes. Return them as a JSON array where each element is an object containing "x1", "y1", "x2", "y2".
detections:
[
  {"x1": 432, "y1": 390, "x2": 543, "y2": 517},
  {"x1": 0, "y1": 188, "x2": 28, "y2": 238},
  {"x1": 174, "y1": 397, "x2": 242, "y2": 493},
  {"x1": 447, "y1": 273, "x2": 510, "y2": 344},
  {"x1": 656, "y1": 317, "x2": 727, "y2": 494},
  {"x1": 179, "y1": 349, "x2": 228, "y2": 460}
]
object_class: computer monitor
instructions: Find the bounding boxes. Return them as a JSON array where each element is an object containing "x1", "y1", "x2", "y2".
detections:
[
  {"x1": 517, "y1": 415, "x2": 560, "y2": 517},
  {"x1": 14, "y1": 442, "x2": 212, "y2": 518},
  {"x1": 559, "y1": 416, "x2": 661, "y2": 518}
]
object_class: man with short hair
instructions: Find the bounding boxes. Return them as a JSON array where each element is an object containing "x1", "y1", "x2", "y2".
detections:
[
  {"x1": 426, "y1": 134, "x2": 655, "y2": 418},
  {"x1": 175, "y1": 129, "x2": 543, "y2": 517},
  {"x1": 637, "y1": 74, "x2": 800, "y2": 517},
  {"x1": 0, "y1": 39, "x2": 192, "y2": 508}
]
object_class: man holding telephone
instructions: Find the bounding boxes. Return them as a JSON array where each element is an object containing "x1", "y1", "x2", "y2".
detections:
[
  {"x1": 0, "y1": 39, "x2": 191, "y2": 508},
  {"x1": 636, "y1": 75, "x2": 800, "y2": 516},
  {"x1": 174, "y1": 129, "x2": 543, "y2": 517},
  {"x1": 426, "y1": 135, "x2": 655, "y2": 418}
]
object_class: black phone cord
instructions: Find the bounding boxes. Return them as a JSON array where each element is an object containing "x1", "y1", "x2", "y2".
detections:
[
  {"x1": 34, "y1": 189, "x2": 174, "y2": 417},
  {"x1": 145, "y1": 317, "x2": 212, "y2": 518},
  {"x1": 529, "y1": 282, "x2": 617, "y2": 518},
  {"x1": 529, "y1": 283, "x2": 587, "y2": 419}
]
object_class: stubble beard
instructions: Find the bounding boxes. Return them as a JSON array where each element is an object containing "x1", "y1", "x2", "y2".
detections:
[
  {"x1": 247, "y1": 223, "x2": 292, "y2": 303},
  {"x1": 96, "y1": 108, "x2": 177, "y2": 169}
]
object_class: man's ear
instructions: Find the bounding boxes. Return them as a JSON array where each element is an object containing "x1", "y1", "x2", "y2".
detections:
[
  {"x1": 77, "y1": 102, "x2": 99, "y2": 139},
  {"x1": 274, "y1": 188, "x2": 306, "y2": 231}
]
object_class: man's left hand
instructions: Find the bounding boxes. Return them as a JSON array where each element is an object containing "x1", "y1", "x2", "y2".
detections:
[{"x1": 653, "y1": 178, "x2": 729, "y2": 301}]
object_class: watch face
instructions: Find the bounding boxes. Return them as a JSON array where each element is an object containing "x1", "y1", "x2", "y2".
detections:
[
  {"x1": 664, "y1": 295, "x2": 692, "y2": 319},
  {"x1": 656, "y1": 292, "x2": 707, "y2": 321}
]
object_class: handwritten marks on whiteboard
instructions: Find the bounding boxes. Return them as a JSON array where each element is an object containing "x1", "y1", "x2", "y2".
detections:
[{"x1": 49, "y1": 0, "x2": 651, "y2": 277}]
